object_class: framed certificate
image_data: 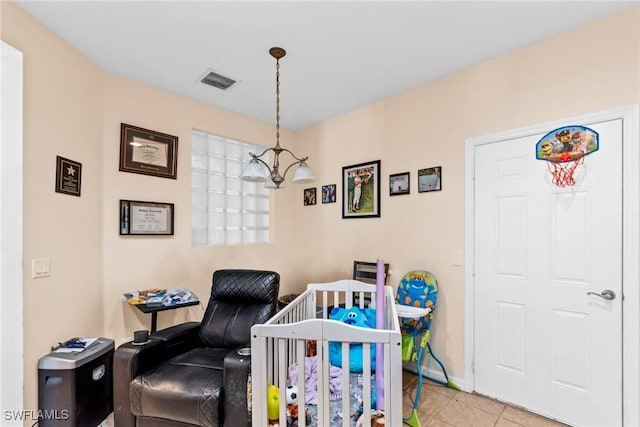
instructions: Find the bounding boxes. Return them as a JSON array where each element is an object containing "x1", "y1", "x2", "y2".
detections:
[
  {"x1": 120, "y1": 199, "x2": 174, "y2": 236},
  {"x1": 119, "y1": 123, "x2": 178, "y2": 179},
  {"x1": 55, "y1": 155, "x2": 82, "y2": 197}
]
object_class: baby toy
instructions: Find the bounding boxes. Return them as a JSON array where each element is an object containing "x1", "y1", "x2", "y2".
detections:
[
  {"x1": 286, "y1": 385, "x2": 298, "y2": 405},
  {"x1": 284, "y1": 385, "x2": 312, "y2": 427},
  {"x1": 328, "y1": 306, "x2": 377, "y2": 372},
  {"x1": 267, "y1": 383, "x2": 280, "y2": 426},
  {"x1": 355, "y1": 409, "x2": 386, "y2": 426},
  {"x1": 286, "y1": 385, "x2": 299, "y2": 424}
]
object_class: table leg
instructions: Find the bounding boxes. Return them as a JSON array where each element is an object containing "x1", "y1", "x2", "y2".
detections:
[{"x1": 150, "y1": 312, "x2": 158, "y2": 334}]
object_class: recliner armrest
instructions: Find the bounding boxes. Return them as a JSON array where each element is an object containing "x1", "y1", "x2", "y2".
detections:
[
  {"x1": 113, "y1": 322, "x2": 202, "y2": 427},
  {"x1": 113, "y1": 338, "x2": 165, "y2": 427},
  {"x1": 152, "y1": 321, "x2": 202, "y2": 358},
  {"x1": 223, "y1": 346, "x2": 252, "y2": 427}
]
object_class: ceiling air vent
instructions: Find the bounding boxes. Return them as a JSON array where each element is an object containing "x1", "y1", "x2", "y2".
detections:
[{"x1": 200, "y1": 70, "x2": 236, "y2": 90}]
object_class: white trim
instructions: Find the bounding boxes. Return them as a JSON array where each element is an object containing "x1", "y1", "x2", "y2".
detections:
[
  {"x1": 464, "y1": 105, "x2": 640, "y2": 425},
  {"x1": 403, "y1": 363, "x2": 468, "y2": 392},
  {"x1": 621, "y1": 105, "x2": 639, "y2": 427},
  {"x1": 0, "y1": 41, "x2": 24, "y2": 425}
]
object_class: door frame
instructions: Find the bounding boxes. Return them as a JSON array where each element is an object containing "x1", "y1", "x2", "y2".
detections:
[
  {"x1": 0, "y1": 41, "x2": 24, "y2": 422},
  {"x1": 464, "y1": 105, "x2": 639, "y2": 425}
]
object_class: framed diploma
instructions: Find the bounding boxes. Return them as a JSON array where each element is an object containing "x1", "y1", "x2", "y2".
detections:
[
  {"x1": 119, "y1": 123, "x2": 178, "y2": 179},
  {"x1": 120, "y1": 199, "x2": 174, "y2": 236}
]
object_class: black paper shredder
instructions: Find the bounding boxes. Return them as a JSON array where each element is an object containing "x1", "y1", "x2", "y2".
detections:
[{"x1": 38, "y1": 338, "x2": 114, "y2": 426}]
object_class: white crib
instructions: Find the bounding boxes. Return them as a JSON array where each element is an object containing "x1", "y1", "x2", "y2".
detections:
[{"x1": 251, "y1": 279, "x2": 403, "y2": 427}]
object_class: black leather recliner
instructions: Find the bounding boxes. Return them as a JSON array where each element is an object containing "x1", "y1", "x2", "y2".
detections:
[{"x1": 113, "y1": 269, "x2": 280, "y2": 427}]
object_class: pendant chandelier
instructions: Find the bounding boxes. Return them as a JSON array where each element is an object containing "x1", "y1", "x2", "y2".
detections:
[{"x1": 240, "y1": 47, "x2": 315, "y2": 189}]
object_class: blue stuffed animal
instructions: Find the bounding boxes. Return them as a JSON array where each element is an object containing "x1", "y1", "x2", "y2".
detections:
[{"x1": 329, "y1": 306, "x2": 377, "y2": 372}]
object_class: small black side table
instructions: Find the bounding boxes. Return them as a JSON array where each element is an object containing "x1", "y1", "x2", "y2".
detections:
[{"x1": 131, "y1": 300, "x2": 200, "y2": 333}]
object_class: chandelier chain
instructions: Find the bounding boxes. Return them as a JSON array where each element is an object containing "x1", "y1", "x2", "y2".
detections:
[
  {"x1": 275, "y1": 57, "x2": 281, "y2": 150},
  {"x1": 239, "y1": 47, "x2": 313, "y2": 189}
]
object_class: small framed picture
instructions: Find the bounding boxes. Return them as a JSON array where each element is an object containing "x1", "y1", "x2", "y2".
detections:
[
  {"x1": 304, "y1": 188, "x2": 317, "y2": 206},
  {"x1": 418, "y1": 166, "x2": 442, "y2": 193},
  {"x1": 322, "y1": 184, "x2": 337, "y2": 203},
  {"x1": 119, "y1": 123, "x2": 178, "y2": 179},
  {"x1": 389, "y1": 172, "x2": 410, "y2": 196},
  {"x1": 55, "y1": 155, "x2": 82, "y2": 197},
  {"x1": 120, "y1": 199, "x2": 174, "y2": 235}
]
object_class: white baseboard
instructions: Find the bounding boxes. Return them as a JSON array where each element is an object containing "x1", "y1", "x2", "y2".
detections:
[{"x1": 402, "y1": 360, "x2": 470, "y2": 392}]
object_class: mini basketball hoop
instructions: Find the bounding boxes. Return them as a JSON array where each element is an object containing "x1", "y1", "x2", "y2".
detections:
[{"x1": 536, "y1": 125, "x2": 599, "y2": 188}]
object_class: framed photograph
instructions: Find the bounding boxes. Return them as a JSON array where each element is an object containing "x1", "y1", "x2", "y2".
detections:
[
  {"x1": 418, "y1": 166, "x2": 442, "y2": 193},
  {"x1": 342, "y1": 160, "x2": 381, "y2": 218},
  {"x1": 389, "y1": 172, "x2": 410, "y2": 196},
  {"x1": 120, "y1": 199, "x2": 174, "y2": 236},
  {"x1": 119, "y1": 123, "x2": 178, "y2": 179},
  {"x1": 55, "y1": 155, "x2": 82, "y2": 197},
  {"x1": 322, "y1": 184, "x2": 337, "y2": 204},
  {"x1": 304, "y1": 188, "x2": 317, "y2": 206}
]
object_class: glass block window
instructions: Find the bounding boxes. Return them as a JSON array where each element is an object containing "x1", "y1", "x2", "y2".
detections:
[{"x1": 191, "y1": 130, "x2": 270, "y2": 246}]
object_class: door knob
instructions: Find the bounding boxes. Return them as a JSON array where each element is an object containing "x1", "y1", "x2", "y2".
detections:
[{"x1": 587, "y1": 289, "x2": 616, "y2": 300}]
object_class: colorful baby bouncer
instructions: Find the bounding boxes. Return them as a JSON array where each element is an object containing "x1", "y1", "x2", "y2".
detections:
[{"x1": 396, "y1": 270, "x2": 459, "y2": 427}]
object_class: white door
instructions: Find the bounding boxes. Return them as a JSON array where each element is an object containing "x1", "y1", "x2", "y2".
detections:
[{"x1": 474, "y1": 118, "x2": 622, "y2": 426}]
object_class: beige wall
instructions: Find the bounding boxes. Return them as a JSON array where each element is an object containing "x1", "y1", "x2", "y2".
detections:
[
  {"x1": 2, "y1": 1, "x2": 105, "y2": 416},
  {"x1": 2, "y1": 0, "x2": 639, "y2": 416},
  {"x1": 294, "y1": 7, "x2": 640, "y2": 381},
  {"x1": 2, "y1": 0, "x2": 302, "y2": 414},
  {"x1": 100, "y1": 73, "x2": 305, "y2": 341}
]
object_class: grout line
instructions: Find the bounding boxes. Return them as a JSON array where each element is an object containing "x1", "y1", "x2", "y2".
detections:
[
  {"x1": 496, "y1": 404, "x2": 507, "y2": 425},
  {"x1": 433, "y1": 389, "x2": 459, "y2": 427}
]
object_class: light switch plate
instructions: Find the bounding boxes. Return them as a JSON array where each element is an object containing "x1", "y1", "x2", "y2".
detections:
[{"x1": 32, "y1": 258, "x2": 50, "y2": 278}]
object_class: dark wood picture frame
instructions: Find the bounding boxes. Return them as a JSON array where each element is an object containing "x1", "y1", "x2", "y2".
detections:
[
  {"x1": 322, "y1": 184, "x2": 337, "y2": 204},
  {"x1": 418, "y1": 166, "x2": 442, "y2": 193},
  {"x1": 119, "y1": 123, "x2": 178, "y2": 179},
  {"x1": 304, "y1": 187, "x2": 317, "y2": 206},
  {"x1": 55, "y1": 155, "x2": 82, "y2": 197},
  {"x1": 389, "y1": 172, "x2": 410, "y2": 196},
  {"x1": 120, "y1": 199, "x2": 175, "y2": 236},
  {"x1": 342, "y1": 160, "x2": 381, "y2": 218}
]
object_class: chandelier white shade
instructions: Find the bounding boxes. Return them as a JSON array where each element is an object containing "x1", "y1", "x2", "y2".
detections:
[
  {"x1": 291, "y1": 161, "x2": 315, "y2": 183},
  {"x1": 240, "y1": 47, "x2": 314, "y2": 189},
  {"x1": 241, "y1": 158, "x2": 268, "y2": 182}
]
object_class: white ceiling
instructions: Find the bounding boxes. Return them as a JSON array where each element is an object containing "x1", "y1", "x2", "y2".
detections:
[{"x1": 15, "y1": 1, "x2": 638, "y2": 130}]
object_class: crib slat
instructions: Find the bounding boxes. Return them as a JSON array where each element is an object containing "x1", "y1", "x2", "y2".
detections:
[
  {"x1": 383, "y1": 340, "x2": 391, "y2": 427},
  {"x1": 341, "y1": 341, "x2": 350, "y2": 427},
  {"x1": 296, "y1": 338, "x2": 307, "y2": 427},
  {"x1": 362, "y1": 343, "x2": 372, "y2": 427},
  {"x1": 278, "y1": 339, "x2": 287, "y2": 425},
  {"x1": 315, "y1": 338, "x2": 327, "y2": 427}
]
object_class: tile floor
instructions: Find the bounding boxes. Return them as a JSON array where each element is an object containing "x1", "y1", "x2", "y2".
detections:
[
  {"x1": 402, "y1": 371, "x2": 569, "y2": 427},
  {"x1": 104, "y1": 371, "x2": 569, "y2": 427}
]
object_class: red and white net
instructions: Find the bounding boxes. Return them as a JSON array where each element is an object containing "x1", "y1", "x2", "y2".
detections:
[{"x1": 545, "y1": 154, "x2": 585, "y2": 187}]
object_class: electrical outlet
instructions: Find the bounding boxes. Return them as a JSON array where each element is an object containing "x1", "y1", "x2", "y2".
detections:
[
  {"x1": 452, "y1": 250, "x2": 463, "y2": 267},
  {"x1": 32, "y1": 258, "x2": 50, "y2": 278}
]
